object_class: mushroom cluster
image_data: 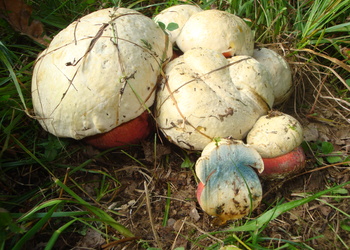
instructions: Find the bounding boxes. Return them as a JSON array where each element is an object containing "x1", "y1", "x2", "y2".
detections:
[
  {"x1": 153, "y1": 5, "x2": 305, "y2": 222},
  {"x1": 31, "y1": 5, "x2": 305, "y2": 224},
  {"x1": 154, "y1": 6, "x2": 294, "y2": 151}
]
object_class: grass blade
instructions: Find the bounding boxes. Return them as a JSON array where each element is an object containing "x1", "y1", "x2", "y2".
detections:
[
  {"x1": 17, "y1": 199, "x2": 65, "y2": 223},
  {"x1": 162, "y1": 182, "x2": 171, "y2": 227},
  {"x1": 227, "y1": 181, "x2": 350, "y2": 232},
  {"x1": 11, "y1": 211, "x2": 89, "y2": 219},
  {"x1": 12, "y1": 203, "x2": 59, "y2": 250},
  {"x1": 44, "y1": 218, "x2": 78, "y2": 250},
  {"x1": 0, "y1": 42, "x2": 27, "y2": 111},
  {"x1": 54, "y1": 178, "x2": 134, "y2": 237}
]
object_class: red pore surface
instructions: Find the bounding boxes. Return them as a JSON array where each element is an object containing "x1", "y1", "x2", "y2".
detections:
[
  {"x1": 196, "y1": 182, "x2": 205, "y2": 204},
  {"x1": 260, "y1": 146, "x2": 306, "y2": 179},
  {"x1": 222, "y1": 50, "x2": 234, "y2": 58},
  {"x1": 83, "y1": 111, "x2": 151, "y2": 149}
]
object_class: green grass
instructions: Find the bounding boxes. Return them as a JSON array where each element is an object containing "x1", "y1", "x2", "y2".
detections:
[{"x1": 1, "y1": 0, "x2": 349, "y2": 249}]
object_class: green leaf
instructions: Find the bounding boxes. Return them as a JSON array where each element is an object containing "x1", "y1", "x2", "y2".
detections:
[
  {"x1": 0, "y1": 95, "x2": 10, "y2": 101},
  {"x1": 157, "y1": 21, "x2": 166, "y2": 31},
  {"x1": 346, "y1": 79, "x2": 350, "y2": 87},
  {"x1": 331, "y1": 187, "x2": 348, "y2": 195},
  {"x1": 326, "y1": 156, "x2": 343, "y2": 164},
  {"x1": 181, "y1": 156, "x2": 194, "y2": 169},
  {"x1": 166, "y1": 22, "x2": 179, "y2": 31},
  {"x1": 0, "y1": 209, "x2": 24, "y2": 234},
  {"x1": 321, "y1": 141, "x2": 334, "y2": 154},
  {"x1": 340, "y1": 219, "x2": 350, "y2": 231}
]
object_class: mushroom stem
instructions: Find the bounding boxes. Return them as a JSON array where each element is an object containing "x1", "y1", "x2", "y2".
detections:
[
  {"x1": 260, "y1": 146, "x2": 306, "y2": 179},
  {"x1": 83, "y1": 111, "x2": 151, "y2": 149}
]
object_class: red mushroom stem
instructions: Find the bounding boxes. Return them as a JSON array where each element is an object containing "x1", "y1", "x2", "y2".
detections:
[
  {"x1": 260, "y1": 146, "x2": 306, "y2": 179},
  {"x1": 83, "y1": 111, "x2": 151, "y2": 149},
  {"x1": 196, "y1": 181, "x2": 205, "y2": 203}
]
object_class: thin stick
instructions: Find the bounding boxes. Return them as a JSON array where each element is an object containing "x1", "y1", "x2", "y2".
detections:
[
  {"x1": 144, "y1": 181, "x2": 162, "y2": 249},
  {"x1": 184, "y1": 221, "x2": 224, "y2": 245},
  {"x1": 171, "y1": 217, "x2": 186, "y2": 250}
]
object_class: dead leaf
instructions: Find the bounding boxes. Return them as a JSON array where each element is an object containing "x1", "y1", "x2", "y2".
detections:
[
  {"x1": 142, "y1": 140, "x2": 171, "y2": 163},
  {"x1": 0, "y1": 0, "x2": 51, "y2": 46},
  {"x1": 75, "y1": 228, "x2": 105, "y2": 248},
  {"x1": 189, "y1": 207, "x2": 200, "y2": 222}
]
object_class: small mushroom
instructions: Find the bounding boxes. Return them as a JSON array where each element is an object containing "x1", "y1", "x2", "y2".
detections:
[
  {"x1": 246, "y1": 111, "x2": 305, "y2": 179},
  {"x1": 154, "y1": 4, "x2": 203, "y2": 44},
  {"x1": 31, "y1": 8, "x2": 172, "y2": 148},
  {"x1": 253, "y1": 48, "x2": 293, "y2": 106},
  {"x1": 195, "y1": 138, "x2": 263, "y2": 224},
  {"x1": 176, "y1": 9, "x2": 254, "y2": 56},
  {"x1": 155, "y1": 47, "x2": 273, "y2": 150}
]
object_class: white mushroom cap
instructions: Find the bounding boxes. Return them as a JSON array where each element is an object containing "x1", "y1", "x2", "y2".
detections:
[
  {"x1": 176, "y1": 9, "x2": 254, "y2": 56},
  {"x1": 32, "y1": 8, "x2": 172, "y2": 139},
  {"x1": 253, "y1": 48, "x2": 293, "y2": 105},
  {"x1": 154, "y1": 4, "x2": 203, "y2": 44},
  {"x1": 227, "y1": 56, "x2": 274, "y2": 108},
  {"x1": 246, "y1": 111, "x2": 304, "y2": 158},
  {"x1": 155, "y1": 47, "x2": 273, "y2": 150}
]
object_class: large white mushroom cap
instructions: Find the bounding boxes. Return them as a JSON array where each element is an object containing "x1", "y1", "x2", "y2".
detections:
[
  {"x1": 253, "y1": 48, "x2": 293, "y2": 105},
  {"x1": 176, "y1": 9, "x2": 254, "y2": 56},
  {"x1": 246, "y1": 111, "x2": 304, "y2": 158},
  {"x1": 32, "y1": 8, "x2": 172, "y2": 139},
  {"x1": 155, "y1": 47, "x2": 273, "y2": 150},
  {"x1": 153, "y1": 4, "x2": 203, "y2": 44}
]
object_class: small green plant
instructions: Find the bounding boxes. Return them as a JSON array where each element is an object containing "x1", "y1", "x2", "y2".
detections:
[
  {"x1": 37, "y1": 134, "x2": 70, "y2": 162},
  {"x1": 156, "y1": 21, "x2": 179, "y2": 33},
  {"x1": 180, "y1": 154, "x2": 194, "y2": 169},
  {"x1": 304, "y1": 140, "x2": 350, "y2": 165}
]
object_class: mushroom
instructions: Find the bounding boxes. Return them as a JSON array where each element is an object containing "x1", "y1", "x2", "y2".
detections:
[
  {"x1": 154, "y1": 4, "x2": 203, "y2": 44},
  {"x1": 253, "y1": 48, "x2": 293, "y2": 106},
  {"x1": 246, "y1": 111, "x2": 305, "y2": 179},
  {"x1": 176, "y1": 9, "x2": 254, "y2": 57},
  {"x1": 195, "y1": 138, "x2": 263, "y2": 224},
  {"x1": 31, "y1": 8, "x2": 172, "y2": 148},
  {"x1": 155, "y1": 47, "x2": 273, "y2": 150}
]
